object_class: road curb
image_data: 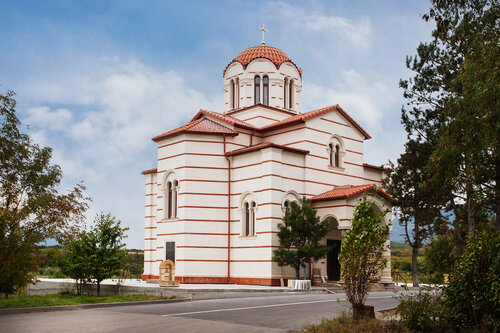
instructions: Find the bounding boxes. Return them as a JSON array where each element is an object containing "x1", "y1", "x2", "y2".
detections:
[{"x1": 0, "y1": 297, "x2": 191, "y2": 315}]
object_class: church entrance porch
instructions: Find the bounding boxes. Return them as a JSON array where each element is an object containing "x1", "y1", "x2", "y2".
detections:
[{"x1": 326, "y1": 239, "x2": 341, "y2": 281}]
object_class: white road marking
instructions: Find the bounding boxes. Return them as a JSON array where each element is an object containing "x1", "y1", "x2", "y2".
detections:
[{"x1": 161, "y1": 296, "x2": 394, "y2": 317}]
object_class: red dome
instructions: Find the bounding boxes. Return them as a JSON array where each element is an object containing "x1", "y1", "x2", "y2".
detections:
[{"x1": 224, "y1": 45, "x2": 301, "y2": 77}]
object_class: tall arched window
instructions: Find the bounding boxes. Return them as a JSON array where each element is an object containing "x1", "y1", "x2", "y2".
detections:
[
  {"x1": 172, "y1": 180, "x2": 178, "y2": 218},
  {"x1": 230, "y1": 79, "x2": 235, "y2": 109},
  {"x1": 244, "y1": 202, "x2": 250, "y2": 236},
  {"x1": 250, "y1": 202, "x2": 256, "y2": 235},
  {"x1": 235, "y1": 78, "x2": 239, "y2": 108},
  {"x1": 334, "y1": 144, "x2": 340, "y2": 167},
  {"x1": 289, "y1": 79, "x2": 294, "y2": 109},
  {"x1": 327, "y1": 136, "x2": 345, "y2": 169},
  {"x1": 167, "y1": 181, "x2": 173, "y2": 218},
  {"x1": 254, "y1": 76, "x2": 260, "y2": 104},
  {"x1": 263, "y1": 76, "x2": 269, "y2": 106},
  {"x1": 328, "y1": 143, "x2": 334, "y2": 166},
  {"x1": 283, "y1": 78, "x2": 288, "y2": 109}
]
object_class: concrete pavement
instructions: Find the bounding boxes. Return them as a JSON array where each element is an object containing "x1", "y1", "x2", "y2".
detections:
[{"x1": 0, "y1": 291, "x2": 401, "y2": 333}]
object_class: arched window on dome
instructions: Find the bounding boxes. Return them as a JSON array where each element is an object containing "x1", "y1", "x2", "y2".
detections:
[
  {"x1": 254, "y1": 76, "x2": 260, "y2": 105},
  {"x1": 263, "y1": 76, "x2": 269, "y2": 106},
  {"x1": 289, "y1": 79, "x2": 294, "y2": 110},
  {"x1": 230, "y1": 79, "x2": 235, "y2": 109},
  {"x1": 283, "y1": 78, "x2": 288, "y2": 109},
  {"x1": 234, "y1": 78, "x2": 239, "y2": 108}
]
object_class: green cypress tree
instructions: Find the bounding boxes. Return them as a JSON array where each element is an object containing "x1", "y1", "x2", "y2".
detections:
[{"x1": 273, "y1": 197, "x2": 330, "y2": 279}]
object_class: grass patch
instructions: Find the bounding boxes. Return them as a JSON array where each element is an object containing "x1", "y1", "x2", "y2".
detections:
[
  {"x1": 0, "y1": 292, "x2": 176, "y2": 309},
  {"x1": 302, "y1": 313, "x2": 408, "y2": 333}
]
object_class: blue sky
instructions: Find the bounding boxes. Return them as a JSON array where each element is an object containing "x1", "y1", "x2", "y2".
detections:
[{"x1": 0, "y1": 1, "x2": 433, "y2": 247}]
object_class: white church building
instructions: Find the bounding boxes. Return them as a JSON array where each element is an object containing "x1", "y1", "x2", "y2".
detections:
[{"x1": 141, "y1": 39, "x2": 393, "y2": 286}]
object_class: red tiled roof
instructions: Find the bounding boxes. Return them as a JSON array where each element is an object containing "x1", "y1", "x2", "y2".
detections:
[
  {"x1": 152, "y1": 118, "x2": 238, "y2": 142},
  {"x1": 141, "y1": 168, "x2": 157, "y2": 175},
  {"x1": 223, "y1": 45, "x2": 302, "y2": 77},
  {"x1": 259, "y1": 104, "x2": 371, "y2": 139},
  {"x1": 311, "y1": 184, "x2": 392, "y2": 202},
  {"x1": 191, "y1": 109, "x2": 257, "y2": 130},
  {"x1": 225, "y1": 142, "x2": 309, "y2": 157},
  {"x1": 363, "y1": 163, "x2": 390, "y2": 172}
]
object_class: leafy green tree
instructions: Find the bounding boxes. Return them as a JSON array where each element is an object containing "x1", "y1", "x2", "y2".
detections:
[
  {"x1": 0, "y1": 90, "x2": 89, "y2": 297},
  {"x1": 339, "y1": 195, "x2": 389, "y2": 318},
  {"x1": 423, "y1": 234, "x2": 455, "y2": 284},
  {"x1": 87, "y1": 213, "x2": 128, "y2": 296},
  {"x1": 273, "y1": 197, "x2": 330, "y2": 279},
  {"x1": 400, "y1": 0, "x2": 499, "y2": 240},
  {"x1": 59, "y1": 213, "x2": 128, "y2": 296},
  {"x1": 386, "y1": 140, "x2": 446, "y2": 287},
  {"x1": 58, "y1": 235, "x2": 92, "y2": 295}
]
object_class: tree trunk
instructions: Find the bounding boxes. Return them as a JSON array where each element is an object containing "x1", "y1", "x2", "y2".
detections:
[
  {"x1": 450, "y1": 199, "x2": 465, "y2": 254},
  {"x1": 352, "y1": 304, "x2": 375, "y2": 320},
  {"x1": 295, "y1": 267, "x2": 300, "y2": 279},
  {"x1": 466, "y1": 164, "x2": 475, "y2": 237},
  {"x1": 467, "y1": 190, "x2": 475, "y2": 237},
  {"x1": 97, "y1": 282, "x2": 100, "y2": 297},
  {"x1": 411, "y1": 245, "x2": 419, "y2": 287}
]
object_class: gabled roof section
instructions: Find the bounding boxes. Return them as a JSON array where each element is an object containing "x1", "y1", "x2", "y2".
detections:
[
  {"x1": 259, "y1": 104, "x2": 372, "y2": 139},
  {"x1": 225, "y1": 142, "x2": 309, "y2": 157},
  {"x1": 191, "y1": 109, "x2": 257, "y2": 130},
  {"x1": 311, "y1": 184, "x2": 391, "y2": 202},
  {"x1": 152, "y1": 118, "x2": 238, "y2": 142}
]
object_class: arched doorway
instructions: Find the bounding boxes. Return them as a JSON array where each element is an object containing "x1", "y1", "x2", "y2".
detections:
[{"x1": 324, "y1": 216, "x2": 342, "y2": 281}]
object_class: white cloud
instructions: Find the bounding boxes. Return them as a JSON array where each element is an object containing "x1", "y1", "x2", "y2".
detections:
[
  {"x1": 302, "y1": 69, "x2": 394, "y2": 132},
  {"x1": 20, "y1": 58, "x2": 221, "y2": 248},
  {"x1": 26, "y1": 106, "x2": 72, "y2": 131},
  {"x1": 266, "y1": 2, "x2": 372, "y2": 49}
]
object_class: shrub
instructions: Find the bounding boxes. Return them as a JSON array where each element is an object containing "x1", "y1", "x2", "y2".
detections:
[
  {"x1": 440, "y1": 226, "x2": 500, "y2": 332},
  {"x1": 397, "y1": 225, "x2": 500, "y2": 332},
  {"x1": 302, "y1": 312, "x2": 407, "y2": 333},
  {"x1": 397, "y1": 291, "x2": 443, "y2": 331},
  {"x1": 339, "y1": 195, "x2": 389, "y2": 319}
]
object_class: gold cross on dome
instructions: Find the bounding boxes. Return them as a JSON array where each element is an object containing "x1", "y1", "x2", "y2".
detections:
[{"x1": 258, "y1": 24, "x2": 268, "y2": 45}]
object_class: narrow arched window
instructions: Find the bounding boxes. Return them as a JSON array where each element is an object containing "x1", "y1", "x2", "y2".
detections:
[
  {"x1": 263, "y1": 76, "x2": 269, "y2": 106},
  {"x1": 284, "y1": 200, "x2": 290, "y2": 213},
  {"x1": 173, "y1": 180, "x2": 178, "y2": 218},
  {"x1": 245, "y1": 202, "x2": 250, "y2": 236},
  {"x1": 283, "y1": 78, "x2": 288, "y2": 109},
  {"x1": 167, "y1": 181, "x2": 172, "y2": 218},
  {"x1": 250, "y1": 202, "x2": 256, "y2": 235},
  {"x1": 289, "y1": 80, "x2": 294, "y2": 109},
  {"x1": 230, "y1": 79, "x2": 235, "y2": 109},
  {"x1": 329, "y1": 143, "x2": 334, "y2": 166},
  {"x1": 334, "y1": 145, "x2": 340, "y2": 167},
  {"x1": 235, "y1": 78, "x2": 239, "y2": 108},
  {"x1": 254, "y1": 76, "x2": 260, "y2": 104}
]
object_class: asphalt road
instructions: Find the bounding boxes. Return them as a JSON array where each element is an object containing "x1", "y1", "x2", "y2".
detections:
[{"x1": 0, "y1": 291, "x2": 400, "y2": 333}]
